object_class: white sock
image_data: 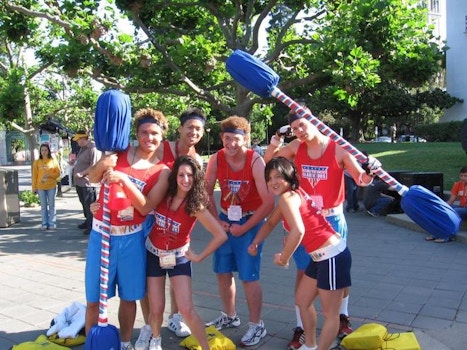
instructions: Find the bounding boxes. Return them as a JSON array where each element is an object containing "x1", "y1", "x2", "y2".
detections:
[
  {"x1": 339, "y1": 296, "x2": 349, "y2": 316},
  {"x1": 299, "y1": 345, "x2": 317, "y2": 350},
  {"x1": 121, "y1": 341, "x2": 131, "y2": 350},
  {"x1": 295, "y1": 305, "x2": 303, "y2": 328}
]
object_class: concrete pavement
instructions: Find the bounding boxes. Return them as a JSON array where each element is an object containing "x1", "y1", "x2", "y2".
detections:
[{"x1": 1, "y1": 166, "x2": 467, "y2": 349}]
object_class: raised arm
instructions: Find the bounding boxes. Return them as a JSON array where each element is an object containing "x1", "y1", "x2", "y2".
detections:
[{"x1": 264, "y1": 138, "x2": 299, "y2": 163}]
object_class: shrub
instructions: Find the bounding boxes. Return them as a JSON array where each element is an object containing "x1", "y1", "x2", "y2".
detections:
[
  {"x1": 414, "y1": 121, "x2": 463, "y2": 142},
  {"x1": 19, "y1": 190, "x2": 40, "y2": 206}
]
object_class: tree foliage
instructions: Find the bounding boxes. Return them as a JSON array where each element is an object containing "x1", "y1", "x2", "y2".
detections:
[{"x1": 4, "y1": 0, "x2": 459, "y2": 143}]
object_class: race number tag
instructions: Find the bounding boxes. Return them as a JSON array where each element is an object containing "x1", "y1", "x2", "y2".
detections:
[
  {"x1": 159, "y1": 252, "x2": 176, "y2": 269},
  {"x1": 118, "y1": 206, "x2": 134, "y2": 221},
  {"x1": 228, "y1": 205, "x2": 242, "y2": 221}
]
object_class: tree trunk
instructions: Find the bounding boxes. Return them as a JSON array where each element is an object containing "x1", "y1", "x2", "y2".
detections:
[
  {"x1": 24, "y1": 85, "x2": 36, "y2": 174},
  {"x1": 348, "y1": 110, "x2": 363, "y2": 143}
]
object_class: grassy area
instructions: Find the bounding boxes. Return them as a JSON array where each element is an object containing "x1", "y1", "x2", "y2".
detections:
[{"x1": 356, "y1": 142, "x2": 466, "y2": 190}]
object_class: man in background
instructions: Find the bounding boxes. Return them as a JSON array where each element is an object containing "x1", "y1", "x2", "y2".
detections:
[
  {"x1": 251, "y1": 138, "x2": 264, "y2": 157},
  {"x1": 71, "y1": 130, "x2": 101, "y2": 235}
]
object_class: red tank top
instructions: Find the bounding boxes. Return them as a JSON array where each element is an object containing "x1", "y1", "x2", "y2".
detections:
[
  {"x1": 95, "y1": 148, "x2": 166, "y2": 225},
  {"x1": 148, "y1": 196, "x2": 195, "y2": 250},
  {"x1": 282, "y1": 188, "x2": 336, "y2": 252},
  {"x1": 294, "y1": 140, "x2": 345, "y2": 209},
  {"x1": 217, "y1": 149, "x2": 262, "y2": 212},
  {"x1": 161, "y1": 140, "x2": 175, "y2": 168}
]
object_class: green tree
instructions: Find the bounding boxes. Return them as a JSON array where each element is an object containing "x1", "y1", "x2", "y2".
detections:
[
  {"x1": 0, "y1": 4, "x2": 103, "y2": 166},
  {"x1": 5, "y1": 0, "x2": 456, "y2": 142},
  {"x1": 297, "y1": 0, "x2": 459, "y2": 141}
]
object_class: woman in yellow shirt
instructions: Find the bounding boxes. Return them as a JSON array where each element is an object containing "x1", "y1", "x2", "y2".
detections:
[{"x1": 32, "y1": 144, "x2": 61, "y2": 230}]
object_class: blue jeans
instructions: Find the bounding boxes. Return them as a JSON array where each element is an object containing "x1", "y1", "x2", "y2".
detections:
[
  {"x1": 368, "y1": 197, "x2": 393, "y2": 215},
  {"x1": 452, "y1": 205, "x2": 467, "y2": 220},
  {"x1": 37, "y1": 188, "x2": 57, "y2": 228},
  {"x1": 345, "y1": 175, "x2": 359, "y2": 211}
]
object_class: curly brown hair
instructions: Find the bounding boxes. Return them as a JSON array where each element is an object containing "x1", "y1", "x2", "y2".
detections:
[
  {"x1": 167, "y1": 155, "x2": 208, "y2": 215},
  {"x1": 220, "y1": 115, "x2": 250, "y2": 134},
  {"x1": 133, "y1": 108, "x2": 168, "y2": 136}
]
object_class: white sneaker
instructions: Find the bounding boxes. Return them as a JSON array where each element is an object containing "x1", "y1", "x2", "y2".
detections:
[
  {"x1": 205, "y1": 311, "x2": 241, "y2": 330},
  {"x1": 148, "y1": 336, "x2": 162, "y2": 350},
  {"x1": 135, "y1": 324, "x2": 152, "y2": 350},
  {"x1": 167, "y1": 313, "x2": 191, "y2": 337},
  {"x1": 239, "y1": 320, "x2": 267, "y2": 346}
]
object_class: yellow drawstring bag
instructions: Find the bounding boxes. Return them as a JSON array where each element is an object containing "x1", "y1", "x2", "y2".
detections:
[
  {"x1": 11, "y1": 335, "x2": 70, "y2": 350},
  {"x1": 179, "y1": 325, "x2": 236, "y2": 350},
  {"x1": 340, "y1": 323, "x2": 388, "y2": 349}
]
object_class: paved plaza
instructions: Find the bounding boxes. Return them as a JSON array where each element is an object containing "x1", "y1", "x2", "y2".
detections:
[{"x1": 1, "y1": 166, "x2": 467, "y2": 349}]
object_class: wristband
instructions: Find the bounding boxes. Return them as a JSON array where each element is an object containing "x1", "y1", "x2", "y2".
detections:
[{"x1": 270, "y1": 135, "x2": 283, "y2": 147}]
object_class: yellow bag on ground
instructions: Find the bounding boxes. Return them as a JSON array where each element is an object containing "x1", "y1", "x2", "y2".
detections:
[
  {"x1": 179, "y1": 325, "x2": 236, "y2": 350},
  {"x1": 340, "y1": 323, "x2": 388, "y2": 349},
  {"x1": 383, "y1": 332, "x2": 421, "y2": 350},
  {"x1": 47, "y1": 333, "x2": 85, "y2": 347},
  {"x1": 11, "y1": 335, "x2": 70, "y2": 350}
]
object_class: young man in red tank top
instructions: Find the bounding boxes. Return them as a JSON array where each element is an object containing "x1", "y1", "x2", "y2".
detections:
[
  {"x1": 133, "y1": 108, "x2": 207, "y2": 345},
  {"x1": 204, "y1": 116, "x2": 274, "y2": 347},
  {"x1": 86, "y1": 108, "x2": 171, "y2": 350}
]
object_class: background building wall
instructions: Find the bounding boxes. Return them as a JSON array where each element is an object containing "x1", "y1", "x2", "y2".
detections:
[{"x1": 442, "y1": 0, "x2": 467, "y2": 122}]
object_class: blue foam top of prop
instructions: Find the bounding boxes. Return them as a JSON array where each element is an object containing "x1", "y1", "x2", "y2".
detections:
[
  {"x1": 85, "y1": 323, "x2": 120, "y2": 350},
  {"x1": 401, "y1": 185, "x2": 461, "y2": 238},
  {"x1": 226, "y1": 50, "x2": 280, "y2": 98},
  {"x1": 94, "y1": 90, "x2": 132, "y2": 152}
]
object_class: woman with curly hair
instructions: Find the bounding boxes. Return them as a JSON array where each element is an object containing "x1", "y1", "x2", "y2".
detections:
[{"x1": 145, "y1": 155, "x2": 227, "y2": 350}]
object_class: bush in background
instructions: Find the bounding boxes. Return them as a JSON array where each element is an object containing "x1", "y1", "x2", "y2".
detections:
[
  {"x1": 19, "y1": 190, "x2": 40, "y2": 207},
  {"x1": 414, "y1": 121, "x2": 463, "y2": 142}
]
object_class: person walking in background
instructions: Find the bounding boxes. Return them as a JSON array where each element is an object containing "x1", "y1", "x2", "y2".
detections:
[
  {"x1": 145, "y1": 156, "x2": 227, "y2": 350},
  {"x1": 249, "y1": 157, "x2": 352, "y2": 350},
  {"x1": 390, "y1": 123, "x2": 397, "y2": 143},
  {"x1": 32, "y1": 143, "x2": 61, "y2": 230},
  {"x1": 265, "y1": 109, "x2": 381, "y2": 348},
  {"x1": 363, "y1": 177, "x2": 395, "y2": 217},
  {"x1": 72, "y1": 130, "x2": 101, "y2": 235},
  {"x1": 55, "y1": 138, "x2": 65, "y2": 197},
  {"x1": 204, "y1": 115, "x2": 274, "y2": 347}
]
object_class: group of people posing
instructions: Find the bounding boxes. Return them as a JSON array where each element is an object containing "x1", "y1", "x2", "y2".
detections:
[{"x1": 82, "y1": 95, "x2": 382, "y2": 350}]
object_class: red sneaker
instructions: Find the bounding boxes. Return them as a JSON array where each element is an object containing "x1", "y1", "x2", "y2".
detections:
[
  {"x1": 287, "y1": 327, "x2": 305, "y2": 350},
  {"x1": 338, "y1": 314, "x2": 353, "y2": 338}
]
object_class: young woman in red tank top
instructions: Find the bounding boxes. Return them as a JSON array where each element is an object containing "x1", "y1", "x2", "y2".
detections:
[
  {"x1": 249, "y1": 157, "x2": 352, "y2": 350},
  {"x1": 145, "y1": 155, "x2": 226, "y2": 350}
]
